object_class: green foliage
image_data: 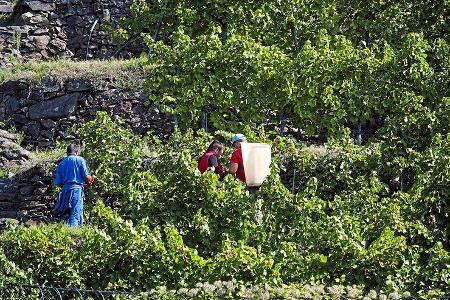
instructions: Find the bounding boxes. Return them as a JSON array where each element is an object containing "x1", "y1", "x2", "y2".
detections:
[
  {"x1": 0, "y1": 248, "x2": 28, "y2": 284},
  {"x1": 146, "y1": 32, "x2": 293, "y2": 130},
  {"x1": 1, "y1": 113, "x2": 449, "y2": 296},
  {"x1": 77, "y1": 112, "x2": 145, "y2": 200},
  {"x1": 136, "y1": 282, "x2": 395, "y2": 299},
  {"x1": 106, "y1": 0, "x2": 450, "y2": 137},
  {"x1": 2, "y1": 0, "x2": 450, "y2": 294},
  {"x1": 143, "y1": 31, "x2": 449, "y2": 134},
  {"x1": 114, "y1": 0, "x2": 450, "y2": 51}
]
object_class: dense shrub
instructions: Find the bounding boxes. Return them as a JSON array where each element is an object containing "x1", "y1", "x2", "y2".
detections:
[{"x1": 1, "y1": 112, "x2": 449, "y2": 297}]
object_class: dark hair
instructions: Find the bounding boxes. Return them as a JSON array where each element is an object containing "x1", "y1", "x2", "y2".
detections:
[
  {"x1": 207, "y1": 140, "x2": 224, "y2": 152},
  {"x1": 67, "y1": 144, "x2": 81, "y2": 155}
]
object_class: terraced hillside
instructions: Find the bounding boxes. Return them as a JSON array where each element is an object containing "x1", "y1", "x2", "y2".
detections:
[{"x1": 0, "y1": 0, "x2": 449, "y2": 298}]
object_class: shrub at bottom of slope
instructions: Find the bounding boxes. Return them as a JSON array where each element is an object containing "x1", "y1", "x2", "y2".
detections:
[
  {"x1": 1, "y1": 209, "x2": 449, "y2": 296},
  {"x1": 0, "y1": 212, "x2": 207, "y2": 290}
]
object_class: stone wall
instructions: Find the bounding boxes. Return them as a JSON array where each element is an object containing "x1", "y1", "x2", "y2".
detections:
[
  {"x1": 0, "y1": 161, "x2": 54, "y2": 228},
  {"x1": 0, "y1": 77, "x2": 174, "y2": 148},
  {"x1": 0, "y1": 129, "x2": 32, "y2": 168},
  {"x1": 0, "y1": 0, "x2": 143, "y2": 68},
  {"x1": 0, "y1": 127, "x2": 53, "y2": 229}
]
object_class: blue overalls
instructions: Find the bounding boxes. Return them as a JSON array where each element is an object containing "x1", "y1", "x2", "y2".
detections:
[{"x1": 54, "y1": 155, "x2": 89, "y2": 226}]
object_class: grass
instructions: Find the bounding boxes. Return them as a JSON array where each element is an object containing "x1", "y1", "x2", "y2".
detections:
[
  {"x1": 0, "y1": 56, "x2": 154, "y2": 91},
  {"x1": 0, "y1": 12, "x2": 13, "y2": 25},
  {"x1": 0, "y1": 168, "x2": 9, "y2": 178}
]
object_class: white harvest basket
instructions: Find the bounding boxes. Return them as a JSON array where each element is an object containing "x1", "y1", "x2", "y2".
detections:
[{"x1": 241, "y1": 143, "x2": 272, "y2": 187}]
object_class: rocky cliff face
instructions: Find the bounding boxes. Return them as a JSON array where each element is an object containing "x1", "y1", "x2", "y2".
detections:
[{"x1": 0, "y1": 0, "x2": 143, "y2": 68}]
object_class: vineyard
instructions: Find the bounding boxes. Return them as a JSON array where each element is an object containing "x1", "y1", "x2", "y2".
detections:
[{"x1": 1, "y1": 0, "x2": 450, "y2": 299}]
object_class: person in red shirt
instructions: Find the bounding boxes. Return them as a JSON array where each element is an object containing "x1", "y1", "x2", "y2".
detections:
[
  {"x1": 229, "y1": 133, "x2": 247, "y2": 183},
  {"x1": 198, "y1": 141, "x2": 226, "y2": 180}
]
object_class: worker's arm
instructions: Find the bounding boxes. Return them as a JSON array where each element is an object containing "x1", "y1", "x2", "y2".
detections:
[
  {"x1": 229, "y1": 150, "x2": 240, "y2": 175},
  {"x1": 208, "y1": 156, "x2": 219, "y2": 169},
  {"x1": 229, "y1": 162, "x2": 238, "y2": 175},
  {"x1": 80, "y1": 157, "x2": 96, "y2": 188},
  {"x1": 85, "y1": 175, "x2": 96, "y2": 184},
  {"x1": 84, "y1": 175, "x2": 96, "y2": 189}
]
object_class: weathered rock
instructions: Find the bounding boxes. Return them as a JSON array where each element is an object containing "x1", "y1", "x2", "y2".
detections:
[
  {"x1": 49, "y1": 38, "x2": 66, "y2": 50},
  {"x1": 77, "y1": 6, "x2": 93, "y2": 16},
  {"x1": 29, "y1": 93, "x2": 79, "y2": 119},
  {"x1": 19, "y1": 185, "x2": 34, "y2": 195},
  {"x1": 6, "y1": 25, "x2": 32, "y2": 34},
  {"x1": 66, "y1": 15, "x2": 83, "y2": 25},
  {"x1": 4, "y1": 95, "x2": 21, "y2": 114},
  {"x1": 102, "y1": 8, "x2": 111, "y2": 22},
  {"x1": 1, "y1": 0, "x2": 143, "y2": 69},
  {"x1": 22, "y1": 52, "x2": 43, "y2": 60},
  {"x1": 23, "y1": 0, "x2": 56, "y2": 12},
  {"x1": 0, "y1": 4, "x2": 13, "y2": 12},
  {"x1": 20, "y1": 12, "x2": 49, "y2": 24},
  {"x1": 32, "y1": 27, "x2": 49, "y2": 35},
  {"x1": 0, "y1": 138, "x2": 18, "y2": 150},
  {"x1": 25, "y1": 122, "x2": 40, "y2": 139},
  {"x1": 20, "y1": 200, "x2": 45, "y2": 208},
  {"x1": 3, "y1": 149, "x2": 24, "y2": 159},
  {"x1": 0, "y1": 192, "x2": 16, "y2": 201},
  {"x1": 44, "y1": 91, "x2": 57, "y2": 99},
  {"x1": 0, "y1": 129, "x2": 20, "y2": 142},
  {"x1": 65, "y1": 79, "x2": 90, "y2": 92},
  {"x1": 33, "y1": 187, "x2": 47, "y2": 194},
  {"x1": 37, "y1": 140, "x2": 52, "y2": 148},
  {"x1": 1, "y1": 80, "x2": 28, "y2": 91},
  {"x1": 40, "y1": 75, "x2": 60, "y2": 93},
  {"x1": 40, "y1": 129, "x2": 54, "y2": 140},
  {"x1": 40, "y1": 119, "x2": 56, "y2": 129},
  {"x1": 11, "y1": 113, "x2": 28, "y2": 124},
  {"x1": 30, "y1": 174, "x2": 43, "y2": 182},
  {"x1": 0, "y1": 160, "x2": 54, "y2": 227},
  {"x1": 29, "y1": 34, "x2": 50, "y2": 49}
]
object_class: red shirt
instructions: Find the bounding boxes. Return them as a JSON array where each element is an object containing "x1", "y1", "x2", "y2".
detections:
[
  {"x1": 230, "y1": 148, "x2": 246, "y2": 183},
  {"x1": 198, "y1": 151, "x2": 224, "y2": 179}
]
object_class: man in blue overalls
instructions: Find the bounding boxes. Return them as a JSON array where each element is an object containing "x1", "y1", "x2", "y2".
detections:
[{"x1": 54, "y1": 144, "x2": 96, "y2": 226}]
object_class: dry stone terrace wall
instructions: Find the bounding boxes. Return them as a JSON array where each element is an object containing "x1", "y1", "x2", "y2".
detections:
[
  {"x1": 0, "y1": 0, "x2": 143, "y2": 68},
  {"x1": 0, "y1": 77, "x2": 53, "y2": 230},
  {"x1": 0, "y1": 77, "x2": 174, "y2": 148},
  {"x1": 0, "y1": 128, "x2": 53, "y2": 230},
  {"x1": 0, "y1": 161, "x2": 54, "y2": 230},
  {"x1": 0, "y1": 129, "x2": 32, "y2": 168}
]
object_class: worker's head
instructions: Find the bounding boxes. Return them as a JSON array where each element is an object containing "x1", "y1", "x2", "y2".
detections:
[
  {"x1": 67, "y1": 144, "x2": 81, "y2": 156},
  {"x1": 231, "y1": 133, "x2": 246, "y2": 149},
  {"x1": 207, "y1": 140, "x2": 224, "y2": 158}
]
